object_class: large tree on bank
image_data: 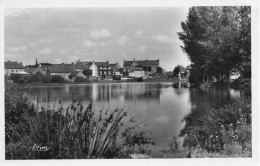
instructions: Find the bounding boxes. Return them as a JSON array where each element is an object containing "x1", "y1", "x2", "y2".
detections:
[{"x1": 178, "y1": 6, "x2": 251, "y2": 84}]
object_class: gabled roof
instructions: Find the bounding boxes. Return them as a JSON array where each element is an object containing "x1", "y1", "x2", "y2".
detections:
[
  {"x1": 50, "y1": 64, "x2": 75, "y2": 73},
  {"x1": 109, "y1": 63, "x2": 121, "y2": 70},
  {"x1": 74, "y1": 64, "x2": 90, "y2": 70},
  {"x1": 69, "y1": 71, "x2": 81, "y2": 77},
  {"x1": 5, "y1": 61, "x2": 24, "y2": 69},
  {"x1": 25, "y1": 67, "x2": 37, "y2": 73},
  {"x1": 123, "y1": 59, "x2": 159, "y2": 66},
  {"x1": 25, "y1": 66, "x2": 51, "y2": 73},
  {"x1": 109, "y1": 63, "x2": 119, "y2": 67},
  {"x1": 94, "y1": 62, "x2": 109, "y2": 67}
]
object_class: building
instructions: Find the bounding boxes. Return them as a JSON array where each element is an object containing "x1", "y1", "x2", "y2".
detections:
[
  {"x1": 49, "y1": 64, "x2": 75, "y2": 80},
  {"x1": 109, "y1": 63, "x2": 122, "y2": 76},
  {"x1": 123, "y1": 59, "x2": 160, "y2": 77},
  {"x1": 74, "y1": 61, "x2": 93, "y2": 72},
  {"x1": 4, "y1": 61, "x2": 25, "y2": 76},
  {"x1": 25, "y1": 59, "x2": 53, "y2": 75},
  {"x1": 25, "y1": 64, "x2": 52, "y2": 75},
  {"x1": 68, "y1": 71, "x2": 86, "y2": 81},
  {"x1": 90, "y1": 61, "x2": 113, "y2": 78}
]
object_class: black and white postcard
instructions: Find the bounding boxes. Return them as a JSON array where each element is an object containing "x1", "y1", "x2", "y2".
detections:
[{"x1": 1, "y1": 0, "x2": 259, "y2": 166}]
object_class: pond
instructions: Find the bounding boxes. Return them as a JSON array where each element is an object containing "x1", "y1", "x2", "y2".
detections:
[{"x1": 27, "y1": 82, "x2": 250, "y2": 150}]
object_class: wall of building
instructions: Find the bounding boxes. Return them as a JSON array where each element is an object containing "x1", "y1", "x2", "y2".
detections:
[
  {"x1": 134, "y1": 71, "x2": 145, "y2": 78},
  {"x1": 90, "y1": 63, "x2": 98, "y2": 77},
  {"x1": 5, "y1": 69, "x2": 25, "y2": 76},
  {"x1": 50, "y1": 73, "x2": 70, "y2": 80}
]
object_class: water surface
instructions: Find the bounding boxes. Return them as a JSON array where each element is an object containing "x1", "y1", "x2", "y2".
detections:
[{"x1": 27, "y1": 82, "x2": 248, "y2": 149}]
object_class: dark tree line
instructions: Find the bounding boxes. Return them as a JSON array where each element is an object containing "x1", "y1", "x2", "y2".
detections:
[{"x1": 178, "y1": 6, "x2": 251, "y2": 85}]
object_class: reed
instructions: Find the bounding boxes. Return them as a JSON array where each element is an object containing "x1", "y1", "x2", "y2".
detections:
[{"x1": 5, "y1": 86, "x2": 153, "y2": 159}]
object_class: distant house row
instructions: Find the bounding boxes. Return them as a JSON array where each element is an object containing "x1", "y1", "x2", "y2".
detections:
[{"x1": 4, "y1": 58, "x2": 161, "y2": 80}]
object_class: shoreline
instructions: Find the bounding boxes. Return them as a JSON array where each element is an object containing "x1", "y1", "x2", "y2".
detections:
[{"x1": 26, "y1": 79, "x2": 183, "y2": 86}]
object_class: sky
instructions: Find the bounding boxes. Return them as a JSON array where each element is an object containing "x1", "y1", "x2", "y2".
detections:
[{"x1": 5, "y1": 7, "x2": 191, "y2": 71}]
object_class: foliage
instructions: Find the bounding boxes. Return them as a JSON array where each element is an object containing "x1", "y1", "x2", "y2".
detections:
[
  {"x1": 156, "y1": 67, "x2": 163, "y2": 73},
  {"x1": 83, "y1": 69, "x2": 92, "y2": 76},
  {"x1": 113, "y1": 75, "x2": 121, "y2": 80},
  {"x1": 5, "y1": 87, "x2": 153, "y2": 159},
  {"x1": 179, "y1": 99, "x2": 251, "y2": 156},
  {"x1": 173, "y1": 66, "x2": 181, "y2": 77},
  {"x1": 5, "y1": 85, "x2": 35, "y2": 145},
  {"x1": 178, "y1": 7, "x2": 251, "y2": 84},
  {"x1": 73, "y1": 76, "x2": 89, "y2": 83},
  {"x1": 10, "y1": 73, "x2": 66, "y2": 84},
  {"x1": 51, "y1": 75, "x2": 65, "y2": 83}
]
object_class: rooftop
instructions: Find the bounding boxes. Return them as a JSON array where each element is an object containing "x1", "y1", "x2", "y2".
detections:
[
  {"x1": 5, "y1": 61, "x2": 24, "y2": 69},
  {"x1": 123, "y1": 59, "x2": 159, "y2": 66},
  {"x1": 94, "y1": 62, "x2": 109, "y2": 67},
  {"x1": 50, "y1": 64, "x2": 75, "y2": 73},
  {"x1": 69, "y1": 71, "x2": 81, "y2": 77}
]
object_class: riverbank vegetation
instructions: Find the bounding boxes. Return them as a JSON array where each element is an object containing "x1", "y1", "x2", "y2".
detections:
[
  {"x1": 5, "y1": 84, "x2": 154, "y2": 159},
  {"x1": 178, "y1": 7, "x2": 251, "y2": 85},
  {"x1": 7, "y1": 72, "x2": 181, "y2": 85},
  {"x1": 179, "y1": 99, "x2": 252, "y2": 157},
  {"x1": 9, "y1": 72, "x2": 68, "y2": 84}
]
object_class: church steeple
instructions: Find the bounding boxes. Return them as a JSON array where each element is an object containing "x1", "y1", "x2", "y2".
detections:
[{"x1": 35, "y1": 58, "x2": 38, "y2": 67}]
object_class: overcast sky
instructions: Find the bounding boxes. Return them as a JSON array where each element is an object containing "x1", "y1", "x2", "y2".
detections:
[{"x1": 5, "y1": 7, "x2": 190, "y2": 71}]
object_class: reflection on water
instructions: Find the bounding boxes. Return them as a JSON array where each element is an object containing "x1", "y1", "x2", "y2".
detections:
[{"x1": 27, "y1": 82, "x2": 249, "y2": 149}]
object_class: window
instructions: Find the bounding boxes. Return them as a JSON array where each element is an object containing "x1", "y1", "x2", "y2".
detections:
[
  {"x1": 108, "y1": 71, "x2": 111, "y2": 75},
  {"x1": 99, "y1": 71, "x2": 102, "y2": 75},
  {"x1": 12, "y1": 70, "x2": 13, "y2": 73},
  {"x1": 104, "y1": 71, "x2": 107, "y2": 75}
]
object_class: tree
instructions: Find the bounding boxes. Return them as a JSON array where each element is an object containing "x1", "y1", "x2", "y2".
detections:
[
  {"x1": 83, "y1": 69, "x2": 92, "y2": 76},
  {"x1": 178, "y1": 7, "x2": 251, "y2": 84},
  {"x1": 156, "y1": 67, "x2": 163, "y2": 73},
  {"x1": 173, "y1": 66, "x2": 181, "y2": 77},
  {"x1": 173, "y1": 65, "x2": 185, "y2": 78}
]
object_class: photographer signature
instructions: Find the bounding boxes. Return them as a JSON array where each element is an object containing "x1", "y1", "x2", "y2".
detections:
[{"x1": 32, "y1": 144, "x2": 51, "y2": 151}]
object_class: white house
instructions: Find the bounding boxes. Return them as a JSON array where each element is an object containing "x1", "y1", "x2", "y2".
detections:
[{"x1": 5, "y1": 61, "x2": 25, "y2": 76}]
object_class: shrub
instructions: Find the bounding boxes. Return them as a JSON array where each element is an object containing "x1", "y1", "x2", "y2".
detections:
[
  {"x1": 180, "y1": 99, "x2": 251, "y2": 156},
  {"x1": 5, "y1": 85, "x2": 35, "y2": 145},
  {"x1": 9, "y1": 72, "x2": 67, "y2": 84},
  {"x1": 51, "y1": 75, "x2": 65, "y2": 83},
  {"x1": 74, "y1": 76, "x2": 87, "y2": 83}
]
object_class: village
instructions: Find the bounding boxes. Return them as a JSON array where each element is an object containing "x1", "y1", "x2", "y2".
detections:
[
  {"x1": 4, "y1": 58, "x2": 190, "y2": 83},
  {"x1": 4, "y1": 5, "x2": 253, "y2": 160}
]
